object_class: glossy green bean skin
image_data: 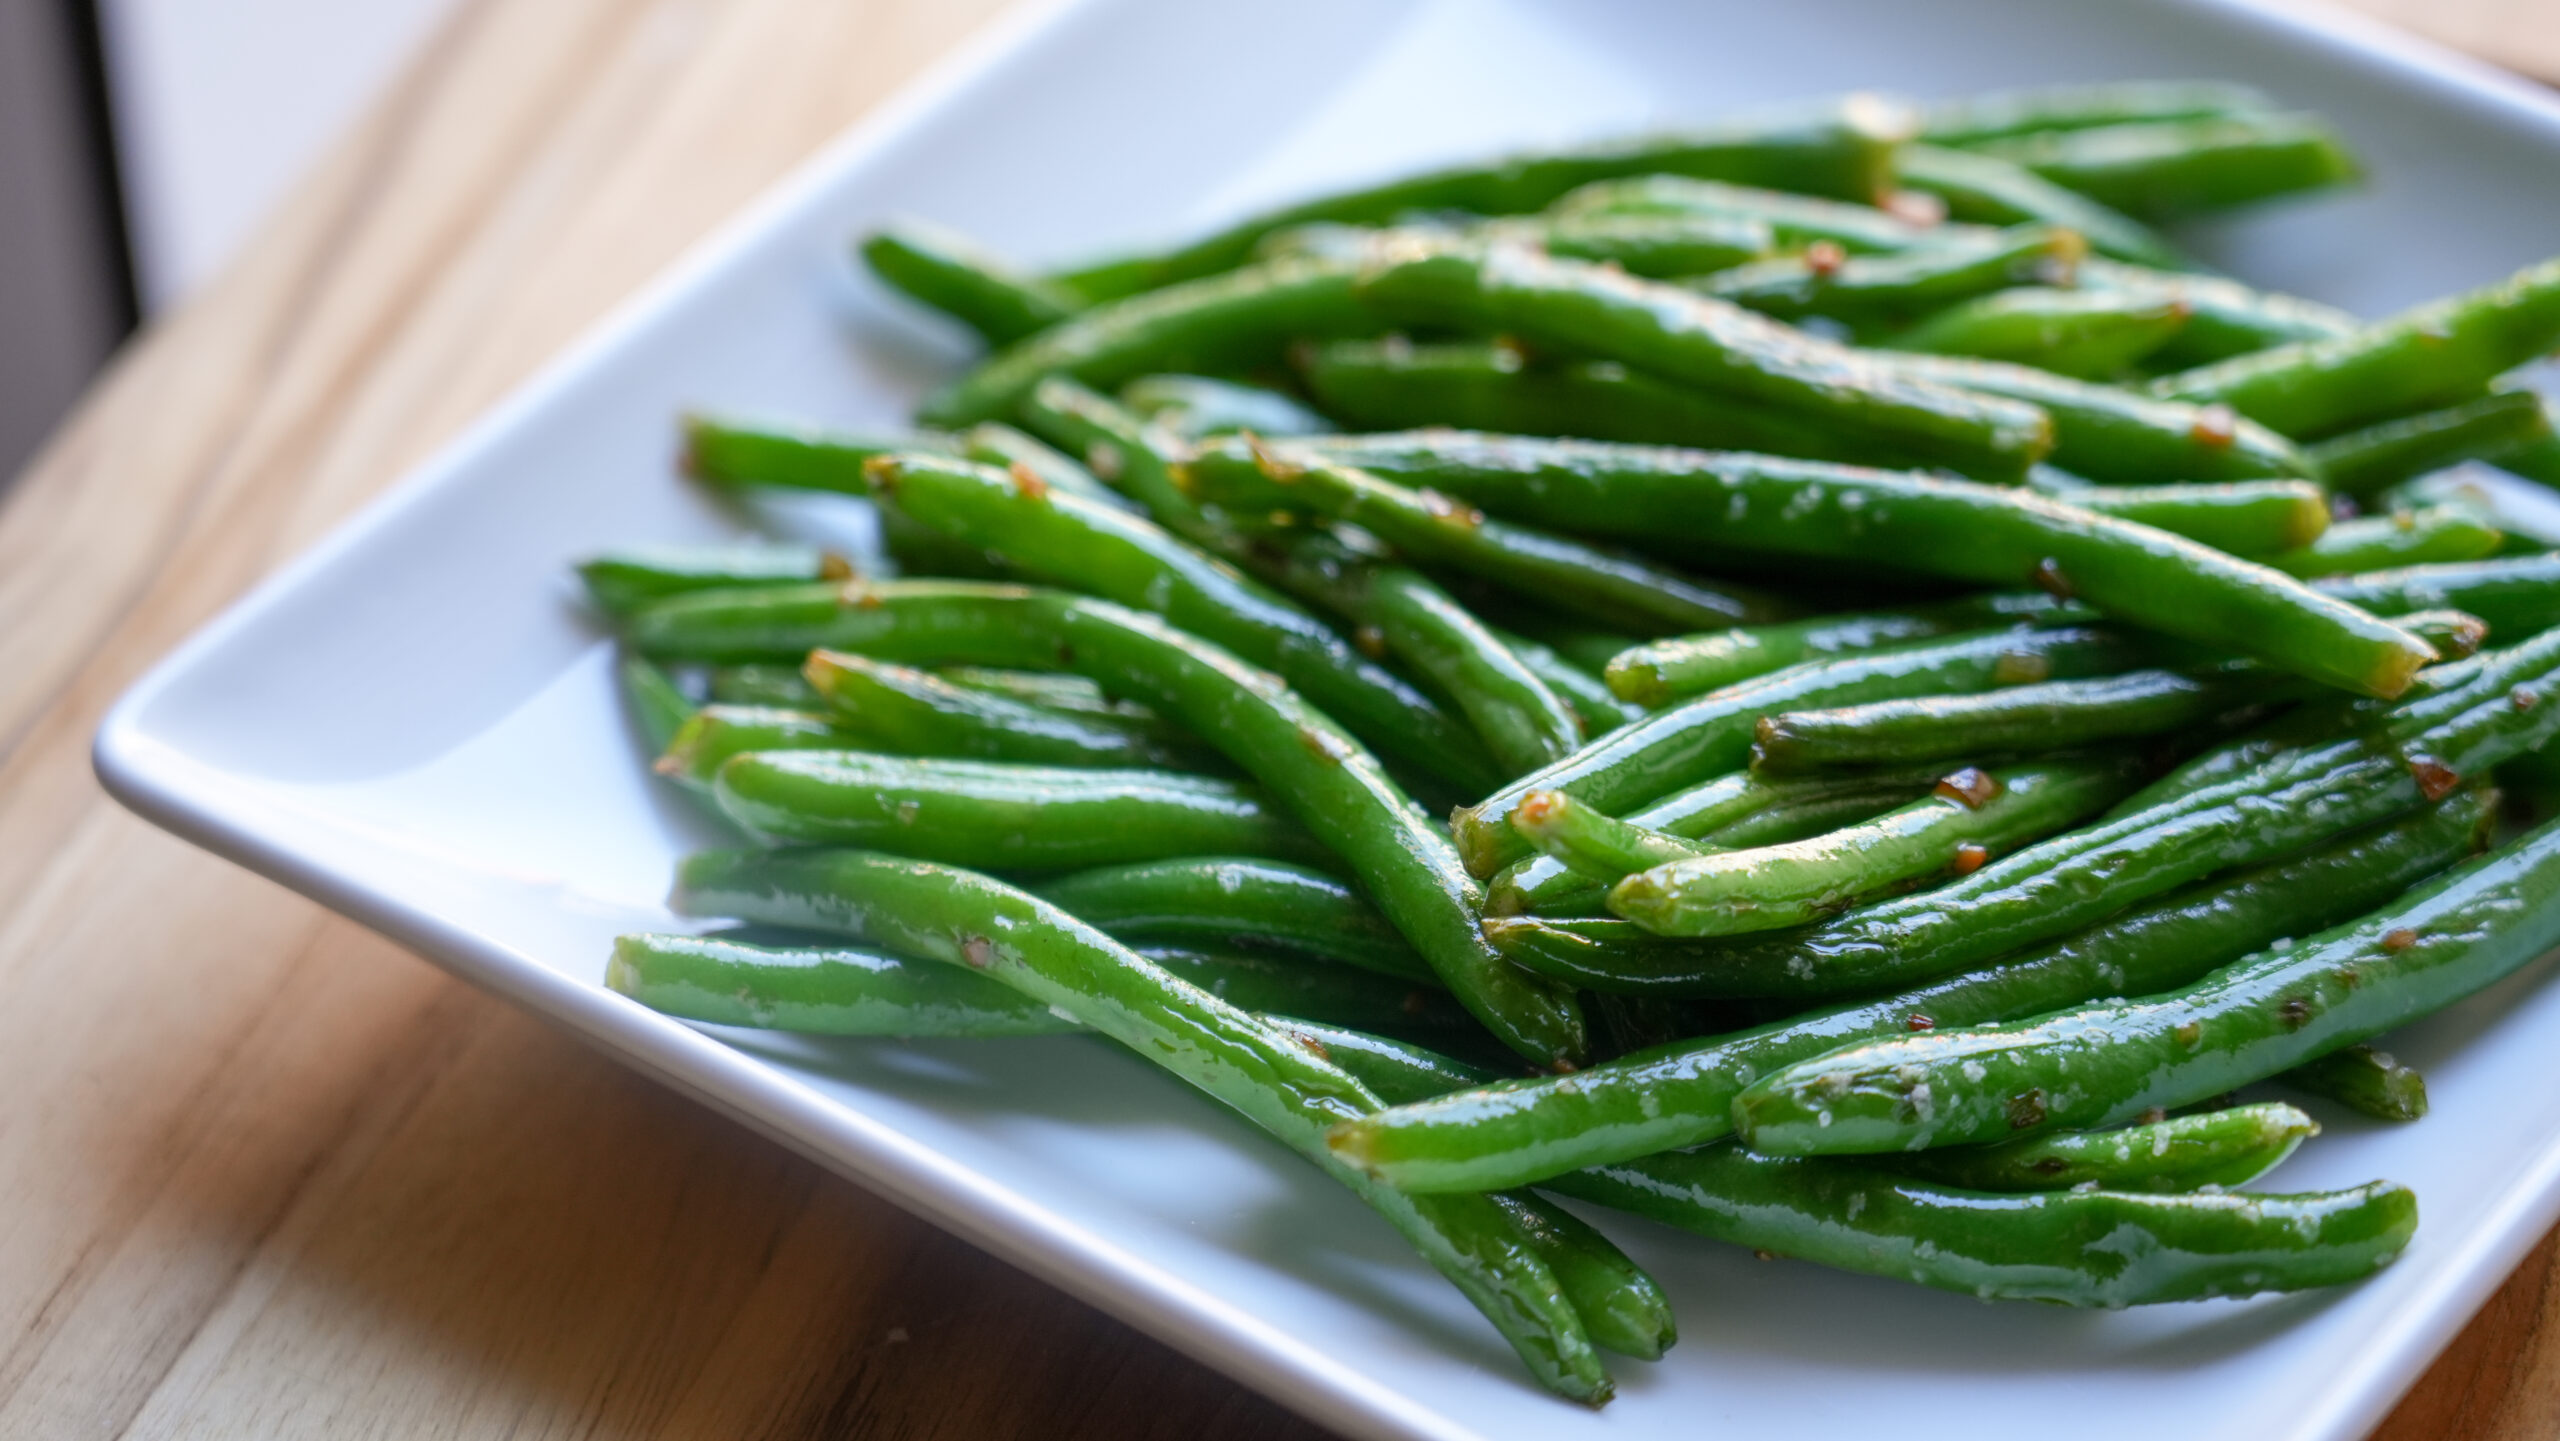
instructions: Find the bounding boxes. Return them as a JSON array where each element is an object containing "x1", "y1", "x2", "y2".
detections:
[
  {"x1": 1140, "y1": 946, "x2": 1469, "y2": 1035},
  {"x1": 2152, "y1": 257, "x2": 2560, "y2": 438},
  {"x1": 1513, "y1": 788, "x2": 1713, "y2": 883},
  {"x1": 2280, "y1": 1043, "x2": 2428, "y2": 1122},
  {"x1": 1198, "y1": 451, "x2": 1782, "y2": 633},
  {"x1": 1688, "y1": 225, "x2": 2084, "y2": 324},
  {"x1": 2267, "y1": 507, "x2": 2505, "y2": 579},
  {"x1": 1331, "y1": 796, "x2": 2481, "y2": 1191},
  {"x1": 1736, "y1": 809, "x2": 2560, "y2": 1156},
  {"x1": 1050, "y1": 94, "x2": 1914, "y2": 302},
  {"x1": 1265, "y1": 1020, "x2": 1490, "y2": 1103},
  {"x1": 803, "y1": 649, "x2": 1210, "y2": 770},
  {"x1": 668, "y1": 847, "x2": 1610, "y2": 1400},
  {"x1": 1119, "y1": 374, "x2": 1335, "y2": 439},
  {"x1": 1029, "y1": 857, "x2": 1429, "y2": 982},
  {"x1": 2308, "y1": 391, "x2": 2555, "y2": 499},
  {"x1": 1549, "y1": 173, "x2": 1972, "y2": 254},
  {"x1": 1609, "y1": 758, "x2": 2144, "y2": 937},
  {"x1": 1547, "y1": 1146, "x2": 2414, "y2": 1307},
  {"x1": 1452, "y1": 625, "x2": 2145, "y2": 878},
  {"x1": 2029, "y1": 478, "x2": 2330, "y2": 556},
  {"x1": 1921, "y1": 81, "x2": 2276, "y2": 148},
  {"x1": 631, "y1": 580, "x2": 1586, "y2": 1065},
  {"x1": 1884, "y1": 1101, "x2": 2317, "y2": 1193},
  {"x1": 859, "y1": 219, "x2": 1082, "y2": 346},
  {"x1": 713, "y1": 750, "x2": 1323, "y2": 869},
  {"x1": 1353, "y1": 241, "x2": 2053, "y2": 479},
  {"x1": 961, "y1": 420, "x2": 1134, "y2": 511},
  {"x1": 582, "y1": 543, "x2": 850, "y2": 618},
  {"x1": 1206, "y1": 432, "x2": 2421, "y2": 701},
  {"x1": 1493, "y1": 629, "x2": 1645, "y2": 735},
  {"x1": 1884, "y1": 286, "x2": 2189, "y2": 378},
  {"x1": 682, "y1": 413, "x2": 953, "y2": 489},
  {"x1": 708, "y1": 664, "x2": 820, "y2": 707},
  {"x1": 2075, "y1": 258, "x2": 2357, "y2": 367},
  {"x1": 1750, "y1": 670, "x2": 2267, "y2": 771},
  {"x1": 1973, "y1": 114, "x2": 2359, "y2": 220},
  {"x1": 1876, "y1": 348, "x2": 2315, "y2": 483},
  {"x1": 608, "y1": 930, "x2": 1078, "y2": 1035},
  {"x1": 920, "y1": 254, "x2": 1376, "y2": 429},
  {"x1": 618, "y1": 652, "x2": 698, "y2": 757},
  {"x1": 2391, "y1": 462, "x2": 2560, "y2": 551},
  {"x1": 936, "y1": 666, "x2": 1126, "y2": 715},
  {"x1": 1599, "y1": 594, "x2": 2057, "y2": 705},
  {"x1": 657, "y1": 705, "x2": 858, "y2": 788},
  {"x1": 1895, "y1": 143, "x2": 2194, "y2": 272},
  {"x1": 1264, "y1": 214, "x2": 1780, "y2": 281},
  {"x1": 2315, "y1": 555, "x2": 2560, "y2": 639},
  {"x1": 1493, "y1": 1195, "x2": 1677, "y2": 1361},
  {"x1": 865, "y1": 451, "x2": 1497, "y2": 795}
]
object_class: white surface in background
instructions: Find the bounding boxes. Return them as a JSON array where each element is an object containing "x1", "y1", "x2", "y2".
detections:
[{"x1": 99, "y1": 0, "x2": 460, "y2": 311}]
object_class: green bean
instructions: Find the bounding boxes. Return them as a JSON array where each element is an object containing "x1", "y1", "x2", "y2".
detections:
[
  {"x1": 1236, "y1": 526, "x2": 1583, "y2": 773},
  {"x1": 1491, "y1": 1195, "x2": 1677, "y2": 1361},
  {"x1": 668, "y1": 846, "x2": 1612, "y2": 1399},
  {"x1": 1512, "y1": 788, "x2": 1714, "y2": 883},
  {"x1": 859, "y1": 219, "x2": 1082, "y2": 346},
  {"x1": 1884, "y1": 1101, "x2": 2318, "y2": 1193},
  {"x1": 2305, "y1": 391, "x2": 2552, "y2": 499},
  {"x1": 2315, "y1": 555, "x2": 2560, "y2": 638},
  {"x1": 1119, "y1": 373, "x2": 1335, "y2": 439},
  {"x1": 1193, "y1": 447, "x2": 1785, "y2": 633},
  {"x1": 1751, "y1": 669, "x2": 2274, "y2": 771},
  {"x1": 608, "y1": 930, "x2": 1079, "y2": 1035},
  {"x1": 1138, "y1": 946, "x2": 1469, "y2": 1035},
  {"x1": 618, "y1": 652, "x2": 698, "y2": 757},
  {"x1": 2266, "y1": 507, "x2": 2505, "y2": 579},
  {"x1": 1451, "y1": 626, "x2": 2146, "y2": 877},
  {"x1": 2151, "y1": 257, "x2": 2560, "y2": 438},
  {"x1": 863, "y1": 449, "x2": 1499, "y2": 795},
  {"x1": 1873, "y1": 348, "x2": 2316, "y2": 483},
  {"x1": 2389, "y1": 465, "x2": 2560, "y2": 552},
  {"x1": 1294, "y1": 339, "x2": 1911, "y2": 468},
  {"x1": 2280, "y1": 1044, "x2": 2428, "y2": 1122},
  {"x1": 1205, "y1": 432, "x2": 2420, "y2": 701},
  {"x1": 1029, "y1": 857, "x2": 1429, "y2": 982},
  {"x1": 961, "y1": 420, "x2": 1134, "y2": 510},
  {"x1": 1735, "y1": 807, "x2": 2560, "y2": 1156},
  {"x1": 1491, "y1": 628, "x2": 1645, "y2": 735},
  {"x1": 1050, "y1": 93, "x2": 1916, "y2": 302},
  {"x1": 1609, "y1": 757, "x2": 2144, "y2": 937},
  {"x1": 1921, "y1": 80, "x2": 2276, "y2": 148},
  {"x1": 713, "y1": 750, "x2": 1324, "y2": 869},
  {"x1": 656, "y1": 704, "x2": 859, "y2": 788},
  {"x1": 1894, "y1": 143, "x2": 2195, "y2": 271},
  {"x1": 1262, "y1": 1019, "x2": 1491, "y2": 1103},
  {"x1": 1549, "y1": 174, "x2": 1975, "y2": 254},
  {"x1": 1600, "y1": 594, "x2": 2059, "y2": 705},
  {"x1": 936, "y1": 665, "x2": 1125, "y2": 715},
  {"x1": 581, "y1": 543, "x2": 851, "y2": 618},
  {"x1": 803, "y1": 649, "x2": 1212, "y2": 770},
  {"x1": 1334, "y1": 795, "x2": 2482, "y2": 1191},
  {"x1": 2076, "y1": 258, "x2": 2358, "y2": 367},
  {"x1": 678, "y1": 414, "x2": 997, "y2": 578},
  {"x1": 631, "y1": 580, "x2": 1586, "y2": 1065},
  {"x1": 1352, "y1": 240, "x2": 2053, "y2": 480},
  {"x1": 2022, "y1": 476, "x2": 2330, "y2": 556},
  {"x1": 1689, "y1": 225, "x2": 2085, "y2": 325},
  {"x1": 1547, "y1": 1146, "x2": 2413, "y2": 1306},
  {"x1": 1884, "y1": 286, "x2": 2189, "y2": 378},
  {"x1": 708, "y1": 663, "x2": 820, "y2": 707},
  {"x1": 1520, "y1": 212, "x2": 1777, "y2": 277},
  {"x1": 1971, "y1": 114, "x2": 2360, "y2": 220}
]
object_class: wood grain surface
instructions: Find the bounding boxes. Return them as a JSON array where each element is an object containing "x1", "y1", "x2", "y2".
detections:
[{"x1": 0, "y1": 1, "x2": 2552, "y2": 1437}]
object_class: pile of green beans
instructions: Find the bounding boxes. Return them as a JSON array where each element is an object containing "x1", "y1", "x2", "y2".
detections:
[{"x1": 572, "y1": 81, "x2": 2560, "y2": 1402}]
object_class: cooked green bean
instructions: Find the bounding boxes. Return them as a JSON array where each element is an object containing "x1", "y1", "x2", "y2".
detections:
[
  {"x1": 1608, "y1": 757, "x2": 2143, "y2": 937},
  {"x1": 1262, "y1": 1020, "x2": 1491, "y2": 1103},
  {"x1": 1921, "y1": 80, "x2": 2276, "y2": 148},
  {"x1": 2315, "y1": 555, "x2": 2560, "y2": 638},
  {"x1": 609, "y1": 930, "x2": 1080, "y2": 1035},
  {"x1": 1548, "y1": 1146, "x2": 2413, "y2": 1306},
  {"x1": 2280, "y1": 1043, "x2": 2428, "y2": 1122},
  {"x1": 2076, "y1": 258, "x2": 2358, "y2": 367},
  {"x1": 1549, "y1": 173, "x2": 1973, "y2": 254},
  {"x1": 2266, "y1": 507, "x2": 2505, "y2": 578},
  {"x1": 860, "y1": 218, "x2": 1082, "y2": 346},
  {"x1": 1735, "y1": 808, "x2": 2560, "y2": 1156},
  {"x1": 2152, "y1": 257, "x2": 2560, "y2": 438},
  {"x1": 1335, "y1": 796, "x2": 2481, "y2": 1191},
  {"x1": 1119, "y1": 373, "x2": 1334, "y2": 439},
  {"x1": 619, "y1": 652, "x2": 698, "y2": 756},
  {"x1": 803, "y1": 648, "x2": 1212, "y2": 769},
  {"x1": 1884, "y1": 286, "x2": 2189, "y2": 378},
  {"x1": 1264, "y1": 213, "x2": 1779, "y2": 279},
  {"x1": 1750, "y1": 669, "x2": 2274, "y2": 771},
  {"x1": 1030, "y1": 856, "x2": 1429, "y2": 981},
  {"x1": 1688, "y1": 225, "x2": 2085, "y2": 324},
  {"x1": 1970, "y1": 113, "x2": 2359, "y2": 219},
  {"x1": 2307, "y1": 391, "x2": 2553, "y2": 499},
  {"x1": 1352, "y1": 240, "x2": 2054, "y2": 479},
  {"x1": 2390, "y1": 464, "x2": 2560, "y2": 551},
  {"x1": 1513, "y1": 788, "x2": 1714, "y2": 883},
  {"x1": 582, "y1": 543, "x2": 850, "y2": 618},
  {"x1": 678, "y1": 414, "x2": 995, "y2": 578},
  {"x1": 1600, "y1": 594, "x2": 2059, "y2": 706},
  {"x1": 631, "y1": 579, "x2": 1586, "y2": 1065},
  {"x1": 1050, "y1": 93, "x2": 1916, "y2": 302},
  {"x1": 936, "y1": 665, "x2": 1126, "y2": 715},
  {"x1": 1874, "y1": 348, "x2": 2316, "y2": 483},
  {"x1": 1884, "y1": 1101, "x2": 2317, "y2": 1193},
  {"x1": 961, "y1": 420, "x2": 1133, "y2": 510},
  {"x1": 1895, "y1": 142, "x2": 2195, "y2": 271},
  {"x1": 1139, "y1": 946, "x2": 1469, "y2": 1034},
  {"x1": 657, "y1": 704, "x2": 859, "y2": 788},
  {"x1": 708, "y1": 663, "x2": 820, "y2": 707},
  {"x1": 668, "y1": 846, "x2": 1612, "y2": 1399},
  {"x1": 1492, "y1": 628, "x2": 1645, "y2": 735},
  {"x1": 2022, "y1": 477, "x2": 2330, "y2": 555}
]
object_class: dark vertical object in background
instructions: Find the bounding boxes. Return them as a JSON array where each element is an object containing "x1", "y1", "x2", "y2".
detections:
[{"x1": 0, "y1": 0, "x2": 140, "y2": 482}]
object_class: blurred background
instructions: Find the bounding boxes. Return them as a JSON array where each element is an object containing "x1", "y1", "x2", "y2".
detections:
[{"x1": 0, "y1": 0, "x2": 2551, "y2": 483}]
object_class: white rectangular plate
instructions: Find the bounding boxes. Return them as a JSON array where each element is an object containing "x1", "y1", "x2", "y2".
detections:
[{"x1": 95, "y1": 2, "x2": 2560, "y2": 1437}]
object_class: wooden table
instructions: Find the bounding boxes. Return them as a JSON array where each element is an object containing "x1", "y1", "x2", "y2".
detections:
[{"x1": 1, "y1": 2, "x2": 2554, "y2": 1435}]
